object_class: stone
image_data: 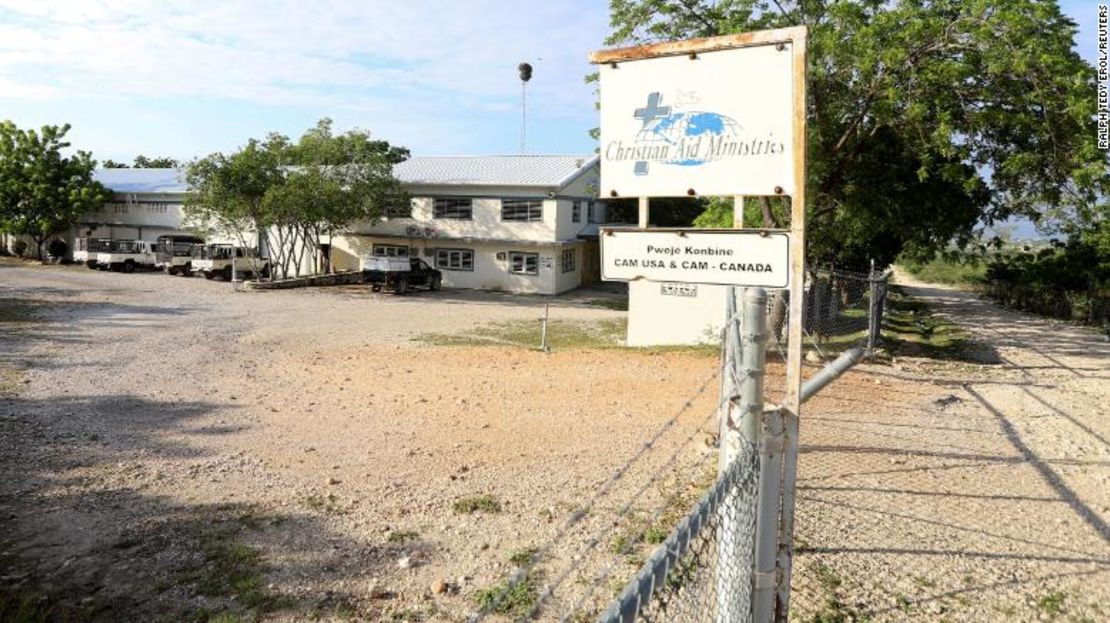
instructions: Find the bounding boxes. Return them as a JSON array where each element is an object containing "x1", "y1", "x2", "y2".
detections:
[
  {"x1": 432, "y1": 579, "x2": 448, "y2": 594},
  {"x1": 397, "y1": 555, "x2": 413, "y2": 570}
]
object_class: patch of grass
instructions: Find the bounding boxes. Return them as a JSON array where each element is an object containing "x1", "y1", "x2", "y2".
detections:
[
  {"x1": 453, "y1": 494, "x2": 501, "y2": 514},
  {"x1": 813, "y1": 563, "x2": 842, "y2": 591},
  {"x1": 881, "y1": 288, "x2": 981, "y2": 360},
  {"x1": 899, "y1": 254, "x2": 987, "y2": 286},
  {"x1": 418, "y1": 319, "x2": 626, "y2": 350},
  {"x1": 0, "y1": 588, "x2": 87, "y2": 623},
  {"x1": 896, "y1": 594, "x2": 913, "y2": 613},
  {"x1": 582, "y1": 297, "x2": 628, "y2": 311},
  {"x1": 508, "y1": 547, "x2": 540, "y2": 567},
  {"x1": 386, "y1": 530, "x2": 420, "y2": 543},
  {"x1": 474, "y1": 571, "x2": 540, "y2": 618},
  {"x1": 1037, "y1": 591, "x2": 1067, "y2": 616},
  {"x1": 912, "y1": 575, "x2": 936, "y2": 588},
  {"x1": 303, "y1": 493, "x2": 345, "y2": 515},
  {"x1": 173, "y1": 536, "x2": 293, "y2": 618}
]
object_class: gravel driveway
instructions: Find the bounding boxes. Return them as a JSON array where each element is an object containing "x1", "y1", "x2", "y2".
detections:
[{"x1": 2, "y1": 261, "x2": 1107, "y2": 622}]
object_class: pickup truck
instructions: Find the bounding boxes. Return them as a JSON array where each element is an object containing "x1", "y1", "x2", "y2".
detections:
[
  {"x1": 96, "y1": 239, "x2": 158, "y2": 272},
  {"x1": 192, "y1": 244, "x2": 269, "y2": 280},
  {"x1": 362, "y1": 256, "x2": 442, "y2": 295},
  {"x1": 73, "y1": 237, "x2": 112, "y2": 269},
  {"x1": 155, "y1": 234, "x2": 205, "y2": 276}
]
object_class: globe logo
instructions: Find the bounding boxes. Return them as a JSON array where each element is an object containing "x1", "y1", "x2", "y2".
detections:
[{"x1": 629, "y1": 92, "x2": 743, "y2": 175}]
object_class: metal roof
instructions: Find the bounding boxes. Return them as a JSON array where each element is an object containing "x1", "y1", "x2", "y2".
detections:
[
  {"x1": 394, "y1": 155, "x2": 598, "y2": 188},
  {"x1": 93, "y1": 155, "x2": 599, "y2": 194},
  {"x1": 93, "y1": 168, "x2": 187, "y2": 193}
]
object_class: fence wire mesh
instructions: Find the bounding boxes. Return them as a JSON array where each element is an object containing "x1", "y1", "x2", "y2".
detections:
[{"x1": 598, "y1": 437, "x2": 760, "y2": 623}]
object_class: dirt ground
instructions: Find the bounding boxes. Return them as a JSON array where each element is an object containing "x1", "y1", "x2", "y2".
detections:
[{"x1": 1, "y1": 260, "x2": 1108, "y2": 622}]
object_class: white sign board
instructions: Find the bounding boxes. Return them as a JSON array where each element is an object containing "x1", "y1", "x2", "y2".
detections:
[
  {"x1": 598, "y1": 42, "x2": 794, "y2": 198},
  {"x1": 601, "y1": 229, "x2": 790, "y2": 288}
]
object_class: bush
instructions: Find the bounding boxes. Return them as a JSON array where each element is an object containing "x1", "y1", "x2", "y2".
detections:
[
  {"x1": 12, "y1": 240, "x2": 27, "y2": 257},
  {"x1": 47, "y1": 239, "x2": 68, "y2": 259},
  {"x1": 983, "y1": 239, "x2": 1109, "y2": 327}
]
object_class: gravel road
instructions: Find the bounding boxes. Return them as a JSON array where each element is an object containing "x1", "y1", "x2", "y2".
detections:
[{"x1": 789, "y1": 272, "x2": 1110, "y2": 621}]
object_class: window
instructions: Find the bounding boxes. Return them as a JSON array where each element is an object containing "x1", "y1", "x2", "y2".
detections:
[
  {"x1": 383, "y1": 197, "x2": 413, "y2": 218},
  {"x1": 433, "y1": 197, "x2": 472, "y2": 219},
  {"x1": 501, "y1": 199, "x2": 543, "y2": 222},
  {"x1": 509, "y1": 251, "x2": 539, "y2": 275},
  {"x1": 572, "y1": 201, "x2": 581, "y2": 223},
  {"x1": 587, "y1": 200, "x2": 597, "y2": 223},
  {"x1": 112, "y1": 203, "x2": 128, "y2": 214},
  {"x1": 561, "y1": 249, "x2": 576, "y2": 273},
  {"x1": 436, "y1": 248, "x2": 474, "y2": 271},
  {"x1": 373, "y1": 244, "x2": 410, "y2": 257}
]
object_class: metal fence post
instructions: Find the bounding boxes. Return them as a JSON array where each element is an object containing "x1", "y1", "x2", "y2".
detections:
[
  {"x1": 717, "y1": 287, "x2": 767, "y2": 621},
  {"x1": 866, "y1": 260, "x2": 878, "y2": 354}
]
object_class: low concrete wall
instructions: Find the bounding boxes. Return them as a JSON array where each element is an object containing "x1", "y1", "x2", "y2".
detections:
[{"x1": 246, "y1": 271, "x2": 365, "y2": 290}]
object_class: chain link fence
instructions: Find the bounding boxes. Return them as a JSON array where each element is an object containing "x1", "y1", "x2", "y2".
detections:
[{"x1": 599, "y1": 438, "x2": 760, "y2": 623}]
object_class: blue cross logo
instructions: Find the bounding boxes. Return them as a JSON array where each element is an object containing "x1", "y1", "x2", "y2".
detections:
[{"x1": 634, "y1": 92, "x2": 671, "y2": 128}]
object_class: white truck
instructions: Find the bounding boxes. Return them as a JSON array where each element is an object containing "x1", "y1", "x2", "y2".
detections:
[
  {"x1": 96, "y1": 239, "x2": 159, "y2": 272},
  {"x1": 73, "y1": 237, "x2": 112, "y2": 269},
  {"x1": 192, "y1": 244, "x2": 269, "y2": 281},
  {"x1": 155, "y1": 234, "x2": 205, "y2": 276}
]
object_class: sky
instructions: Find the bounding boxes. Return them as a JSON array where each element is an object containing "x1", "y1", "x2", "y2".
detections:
[{"x1": 0, "y1": 0, "x2": 1100, "y2": 167}]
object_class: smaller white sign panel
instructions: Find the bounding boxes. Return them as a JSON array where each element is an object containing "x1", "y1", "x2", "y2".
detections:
[{"x1": 602, "y1": 229, "x2": 790, "y2": 288}]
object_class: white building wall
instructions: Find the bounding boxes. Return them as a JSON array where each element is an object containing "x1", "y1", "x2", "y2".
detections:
[
  {"x1": 329, "y1": 235, "x2": 582, "y2": 295},
  {"x1": 626, "y1": 280, "x2": 734, "y2": 346}
]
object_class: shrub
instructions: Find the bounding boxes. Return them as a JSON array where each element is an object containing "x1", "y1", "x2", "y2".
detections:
[{"x1": 47, "y1": 239, "x2": 68, "y2": 259}]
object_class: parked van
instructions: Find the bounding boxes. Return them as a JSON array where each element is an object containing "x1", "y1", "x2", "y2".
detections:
[
  {"x1": 96, "y1": 239, "x2": 158, "y2": 272},
  {"x1": 155, "y1": 235, "x2": 205, "y2": 276},
  {"x1": 192, "y1": 244, "x2": 269, "y2": 280},
  {"x1": 73, "y1": 237, "x2": 113, "y2": 269}
]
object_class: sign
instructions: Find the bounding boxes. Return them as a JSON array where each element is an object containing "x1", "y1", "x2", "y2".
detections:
[
  {"x1": 596, "y1": 42, "x2": 794, "y2": 198},
  {"x1": 601, "y1": 228, "x2": 790, "y2": 288},
  {"x1": 661, "y1": 283, "x2": 698, "y2": 297}
]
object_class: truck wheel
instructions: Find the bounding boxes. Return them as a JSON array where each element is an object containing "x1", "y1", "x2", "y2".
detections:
[
  {"x1": 85, "y1": 261, "x2": 97, "y2": 269},
  {"x1": 222, "y1": 266, "x2": 233, "y2": 281},
  {"x1": 182, "y1": 264, "x2": 193, "y2": 277},
  {"x1": 122, "y1": 261, "x2": 136, "y2": 274},
  {"x1": 394, "y1": 277, "x2": 409, "y2": 295},
  {"x1": 204, "y1": 271, "x2": 216, "y2": 280},
  {"x1": 429, "y1": 275, "x2": 442, "y2": 291},
  {"x1": 167, "y1": 267, "x2": 178, "y2": 276}
]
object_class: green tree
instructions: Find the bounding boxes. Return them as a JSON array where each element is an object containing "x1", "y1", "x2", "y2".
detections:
[
  {"x1": 602, "y1": 0, "x2": 1107, "y2": 269},
  {"x1": 132, "y1": 155, "x2": 180, "y2": 168},
  {"x1": 185, "y1": 118, "x2": 408, "y2": 279},
  {"x1": 102, "y1": 159, "x2": 129, "y2": 168},
  {"x1": 0, "y1": 121, "x2": 108, "y2": 259}
]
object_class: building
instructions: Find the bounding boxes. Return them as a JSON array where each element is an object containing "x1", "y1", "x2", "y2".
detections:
[
  {"x1": 330, "y1": 155, "x2": 604, "y2": 294},
  {"x1": 28, "y1": 155, "x2": 606, "y2": 295}
]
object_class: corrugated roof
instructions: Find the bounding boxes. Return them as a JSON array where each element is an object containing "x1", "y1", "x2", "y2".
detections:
[
  {"x1": 394, "y1": 155, "x2": 598, "y2": 188},
  {"x1": 93, "y1": 155, "x2": 599, "y2": 194},
  {"x1": 93, "y1": 168, "x2": 187, "y2": 193}
]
